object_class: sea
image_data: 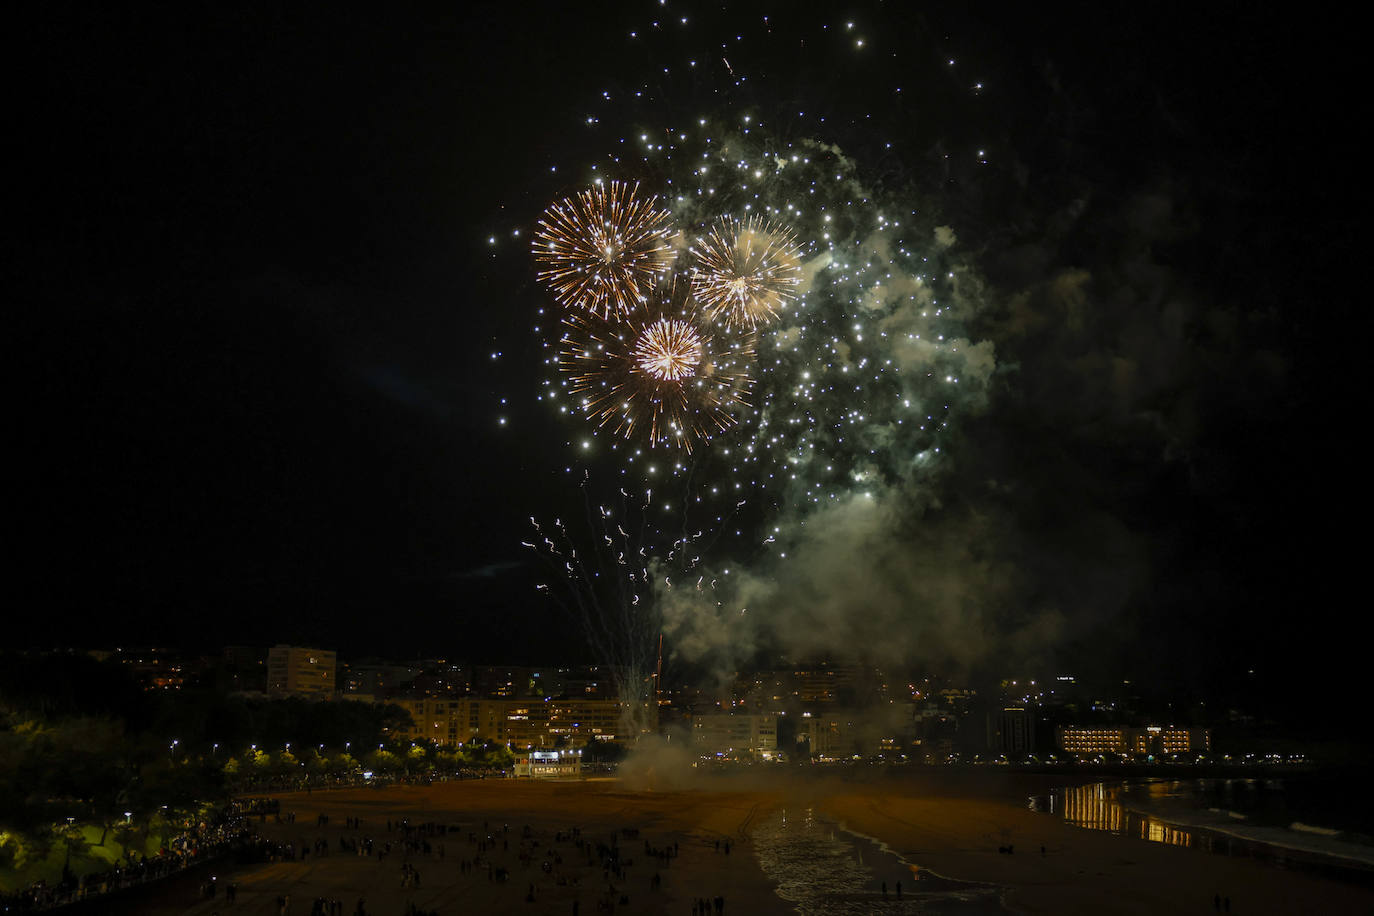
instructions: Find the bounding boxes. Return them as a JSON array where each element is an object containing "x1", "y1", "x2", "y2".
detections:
[
  {"x1": 752, "y1": 806, "x2": 1012, "y2": 915},
  {"x1": 1034, "y1": 773, "x2": 1374, "y2": 883}
]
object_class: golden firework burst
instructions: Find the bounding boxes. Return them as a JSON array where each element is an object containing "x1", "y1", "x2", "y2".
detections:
[
  {"x1": 533, "y1": 180, "x2": 678, "y2": 319},
  {"x1": 689, "y1": 214, "x2": 802, "y2": 329},
  {"x1": 559, "y1": 277, "x2": 755, "y2": 451}
]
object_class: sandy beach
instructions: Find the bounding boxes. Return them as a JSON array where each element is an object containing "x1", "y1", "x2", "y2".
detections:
[
  {"x1": 123, "y1": 768, "x2": 1374, "y2": 915},
  {"x1": 137, "y1": 775, "x2": 793, "y2": 916}
]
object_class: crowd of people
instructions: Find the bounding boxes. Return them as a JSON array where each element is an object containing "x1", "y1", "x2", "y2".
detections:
[
  {"x1": 0, "y1": 798, "x2": 315, "y2": 913},
  {"x1": 3, "y1": 791, "x2": 754, "y2": 914},
  {"x1": 209, "y1": 805, "x2": 744, "y2": 914}
]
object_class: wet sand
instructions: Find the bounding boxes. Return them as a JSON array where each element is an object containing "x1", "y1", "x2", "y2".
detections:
[{"x1": 139, "y1": 769, "x2": 1374, "y2": 915}]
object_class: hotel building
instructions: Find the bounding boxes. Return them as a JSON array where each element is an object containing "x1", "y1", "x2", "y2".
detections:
[{"x1": 1056, "y1": 724, "x2": 1211, "y2": 757}]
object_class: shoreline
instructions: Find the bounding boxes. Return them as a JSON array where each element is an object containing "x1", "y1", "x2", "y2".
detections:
[
  {"x1": 1109, "y1": 797, "x2": 1374, "y2": 880},
  {"x1": 811, "y1": 771, "x2": 1374, "y2": 914},
  {"x1": 1096, "y1": 783, "x2": 1374, "y2": 871}
]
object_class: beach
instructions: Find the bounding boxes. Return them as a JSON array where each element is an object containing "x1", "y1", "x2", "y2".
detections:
[
  {"x1": 124, "y1": 768, "x2": 1374, "y2": 915},
  {"x1": 129, "y1": 775, "x2": 793, "y2": 916}
]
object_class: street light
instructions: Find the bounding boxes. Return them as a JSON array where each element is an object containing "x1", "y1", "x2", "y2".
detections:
[{"x1": 63, "y1": 817, "x2": 76, "y2": 879}]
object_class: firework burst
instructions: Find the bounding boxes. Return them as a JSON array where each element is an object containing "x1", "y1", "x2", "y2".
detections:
[
  {"x1": 533, "y1": 180, "x2": 678, "y2": 319},
  {"x1": 689, "y1": 214, "x2": 802, "y2": 330},
  {"x1": 559, "y1": 276, "x2": 755, "y2": 452},
  {"x1": 633, "y1": 317, "x2": 703, "y2": 381}
]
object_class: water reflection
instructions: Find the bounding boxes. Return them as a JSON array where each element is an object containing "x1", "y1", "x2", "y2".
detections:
[
  {"x1": 1054, "y1": 782, "x2": 1196, "y2": 846},
  {"x1": 1051, "y1": 782, "x2": 1192, "y2": 846}
]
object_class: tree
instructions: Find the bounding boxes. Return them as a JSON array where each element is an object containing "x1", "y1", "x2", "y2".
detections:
[{"x1": 458, "y1": 739, "x2": 514, "y2": 770}]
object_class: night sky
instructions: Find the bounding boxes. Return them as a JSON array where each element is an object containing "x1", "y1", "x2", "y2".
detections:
[{"x1": 16, "y1": 5, "x2": 1360, "y2": 728}]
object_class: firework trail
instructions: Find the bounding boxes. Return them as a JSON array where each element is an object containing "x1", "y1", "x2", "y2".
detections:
[{"x1": 524, "y1": 472, "x2": 733, "y2": 738}]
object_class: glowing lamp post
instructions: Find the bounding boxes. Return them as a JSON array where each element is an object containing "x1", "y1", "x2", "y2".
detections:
[{"x1": 63, "y1": 816, "x2": 76, "y2": 880}]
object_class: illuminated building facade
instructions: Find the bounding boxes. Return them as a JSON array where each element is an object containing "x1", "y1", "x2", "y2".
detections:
[
  {"x1": 1056, "y1": 725, "x2": 1211, "y2": 757},
  {"x1": 392, "y1": 698, "x2": 520, "y2": 746},
  {"x1": 1056, "y1": 726, "x2": 1128, "y2": 755},
  {"x1": 388, "y1": 696, "x2": 629, "y2": 748},
  {"x1": 1129, "y1": 725, "x2": 1211, "y2": 755},
  {"x1": 548, "y1": 698, "x2": 629, "y2": 743},
  {"x1": 692, "y1": 713, "x2": 778, "y2": 758},
  {"x1": 514, "y1": 749, "x2": 584, "y2": 778},
  {"x1": 266, "y1": 645, "x2": 336, "y2": 700}
]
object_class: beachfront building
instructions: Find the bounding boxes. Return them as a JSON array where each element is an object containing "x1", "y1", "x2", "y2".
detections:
[
  {"x1": 1056, "y1": 725, "x2": 1211, "y2": 758},
  {"x1": 389, "y1": 697, "x2": 548, "y2": 747},
  {"x1": 1056, "y1": 726, "x2": 1128, "y2": 756},
  {"x1": 266, "y1": 645, "x2": 336, "y2": 700},
  {"x1": 387, "y1": 696, "x2": 632, "y2": 748},
  {"x1": 548, "y1": 698, "x2": 630, "y2": 743},
  {"x1": 514, "y1": 748, "x2": 584, "y2": 778},
  {"x1": 692, "y1": 713, "x2": 779, "y2": 760},
  {"x1": 1129, "y1": 725, "x2": 1211, "y2": 756}
]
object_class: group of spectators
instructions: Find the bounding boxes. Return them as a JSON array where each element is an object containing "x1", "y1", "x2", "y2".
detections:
[{"x1": 0, "y1": 797, "x2": 279, "y2": 912}]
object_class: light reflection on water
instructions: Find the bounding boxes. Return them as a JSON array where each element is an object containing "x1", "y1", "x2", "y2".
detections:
[
  {"x1": 1048, "y1": 782, "x2": 1195, "y2": 847},
  {"x1": 752, "y1": 807, "x2": 1009, "y2": 915},
  {"x1": 1031, "y1": 779, "x2": 1374, "y2": 879}
]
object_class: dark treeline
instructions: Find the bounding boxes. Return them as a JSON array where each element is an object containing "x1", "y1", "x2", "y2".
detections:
[
  {"x1": 0, "y1": 651, "x2": 415, "y2": 877},
  {"x1": 0, "y1": 652, "x2": 411, "y2": 751}
]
